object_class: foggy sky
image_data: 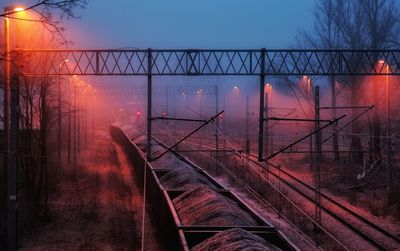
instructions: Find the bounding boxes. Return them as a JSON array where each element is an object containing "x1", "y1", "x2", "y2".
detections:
[
  {"x1": 1, "y1": 0, "x2": 318, "y2": 97},
  {"x1": 61, "y1": 0, "x2": 316, "y2": 49},
  {"x1": 2, "y1": 0, "x2": 316, "y2": 48}
]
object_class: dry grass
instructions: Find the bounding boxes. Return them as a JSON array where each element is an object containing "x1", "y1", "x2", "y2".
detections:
[{"x1": 19, "y1": 137, "x2": 140, "y2": 251}]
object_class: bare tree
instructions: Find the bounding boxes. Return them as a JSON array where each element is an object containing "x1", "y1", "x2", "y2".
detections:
[
  {"x1": 0, "y1": 0, "x2": 88, "y2": 45},
  {"x1": 298, "y1": 0, "x2": 400, "y2": 163},
  {"x1": 1, "y1": 1, "x2": 88, "y2": 249}
]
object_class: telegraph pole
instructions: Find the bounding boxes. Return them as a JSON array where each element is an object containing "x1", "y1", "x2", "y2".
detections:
[
  {"x1": 4, "y1": 10, "x2": 18, "y2": 251},
  {"x1": 77, "y1": 91, "x2": 81, "y2": 152},
  {"x1": 386, "y1": 64, "x2": 392, "y2": 193},
  {"x1": 258, "y1": 48, "x2": 266, "y2": 161},
  {"x1": 57, "y1": 68, "x2": 61, "y2": 185},
  {"x1": 215, "y1": 86, "x2": 219, "y2": 175},
  {"x1": 314, "y1": 86, "x2": 322, "y2": 225},
  {"x1": 67, "y1": 77, "x2": 71, "y2": 163},
  {"x1": 147, "y1": 48, "x2": 153, "y2": 160},
  {"x1": 73, "y1": 86, "x2": 77, "y2": 172},
  {"x1": 3, "y1": 17, "x2": 11, "y2": 251}
]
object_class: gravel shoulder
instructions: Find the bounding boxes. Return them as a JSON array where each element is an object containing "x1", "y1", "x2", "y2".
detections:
[{"x1": 20, "y1": 132, "x2": 163, "y2": 251}]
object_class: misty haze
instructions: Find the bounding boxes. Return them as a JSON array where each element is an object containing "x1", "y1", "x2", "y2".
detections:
[{"x1": 1, "y1": 1, "x2": 400, "y2": 251}]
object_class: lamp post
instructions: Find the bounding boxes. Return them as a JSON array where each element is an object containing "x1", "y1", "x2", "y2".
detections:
[
  {"x1": 3, "y1": 10, "x2": 12, "y2": 251},
  {"x1": 232, "y1": 86, "x2": 240, "y2": 141},
  {"x1": 304, "y1": 76, "x2": 314, "y2": 168},
  {"x1": 92, "y1": 95, "x2": 95, "y2": 140},
  {"x1": 383, "y1": 62, "x2": 392, "y2": 192},
  {"x1": 386, "y1": 64, "x2": 392, "y2": 193},
  {"x1": 3, "y1": 15, "x2": 11, "y2": 239},
  {"x1": 73, "y1": 85, "x2": 77, "y2": 172},
  {"x1": 3, "y1": 6, "x2": 25, "y2": 251},
  {"x1": 67, "y1": 75, "x2": 76, "y2": 163},
  {"x1": 84, "y1": 84, "x2": 90, "y2": 147},
  {"x1": 77, "y1": 81, "x2": 84, "y2": 152},
  {"x1": 379, "y1": 60, "x2": 392, "y2": 193},
  {"x1": 58, "y1": 59, "x2": 68, "y2": 185},
  {"x1": 264, "y1": 83, "x2": 271, "y2": 166}
]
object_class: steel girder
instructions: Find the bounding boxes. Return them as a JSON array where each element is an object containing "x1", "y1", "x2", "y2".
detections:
[{"x1": 13, "y1": 49, "x2": 400, "y2": 76}]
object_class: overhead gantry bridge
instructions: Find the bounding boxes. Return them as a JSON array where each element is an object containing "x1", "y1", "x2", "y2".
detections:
[
  {"x1": 12, "y1": 48, "x2": 400, "y2": 160},
  {"x1": 13, "y1": 49, "x2": 400, "y2": 76}
]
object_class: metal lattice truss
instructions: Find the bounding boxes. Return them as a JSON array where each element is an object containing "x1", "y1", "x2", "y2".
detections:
[
  {"x1": 14, "y1": 49, "x2": 400, "y2": 76},
  {"x1": 74, "y1": 85, "x2": 217, "y2": 96}
]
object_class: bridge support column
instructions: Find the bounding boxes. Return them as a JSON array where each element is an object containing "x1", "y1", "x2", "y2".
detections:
[
  {"x1": 258, "y1": 48, "x2": 266, "y2": 161},
  {"x1": 147, "y1": 48, "x2": 152, "y2": 161}
]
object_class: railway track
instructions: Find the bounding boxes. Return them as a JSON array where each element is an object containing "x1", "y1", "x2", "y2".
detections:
[
  {"x1": 244, "y1": 153, "x2": 399, "y2": 251},
  {"x1": 111, "y1": 125, "x2": 300, "y2": 251},
  {"x1": 246, "y1": 153, "x2": 400, "y2": 249},
  {"x1": 157, "y1": 132, "x2": 399, "y2": 250},
  {"x1": 136, "y1": 104, "x2": 400, "y2": 250}
]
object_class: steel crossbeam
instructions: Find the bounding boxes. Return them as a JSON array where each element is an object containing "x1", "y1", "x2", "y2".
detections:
[{"x1": 13, "y1": 49, "x2": 400, "y2": 76}]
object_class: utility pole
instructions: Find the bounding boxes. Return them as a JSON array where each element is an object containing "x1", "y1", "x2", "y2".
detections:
[
  {"x1": 264, "y1": 92, "x2": 269, "y2": 176},
  {"x1": 73, "y1": 86, "x2": 77, "y2": 172},
  {"x1": 258, "y1": 48, "x2": 266, "y2": 161},
  {"x1": 314, "y1": 86, "x2": 322, "y2": 225},
  {"x1": 10, "y1": 75, "x2": 19, "y2": 251},
  {"x1": 386, "y1": 64, "x2": 392, "y2": 194},
  {"x1": 246, "y1": 95, "x2": 250, "y2": 156},
  {"x1": 166, "y1": 86, "x2": 169, "y2": 121},
  {"x1": 308, "y1": 77, "x2": 314, "y2": 169},
  {"x1": 57, "y1": 67, "x2": 61, "y2": 185},
  {"x1": 146, "y1": 48, "x2": 153, "y2": 161},
  {"x1": 67, "y1": 77, "x2": 71, "y2": 164},
  {"x1": 215, "y1": 86, "x2": 219, "y2": 175},
  {"x1": 77, "y1": 91, "x2": 81, "y2": 152},
  {"x1": 4, "y1": 9, "x2": 18, "y2": 251},
  {"x1": 3, "y1": 15, "x2": 11, "y2": 251}
]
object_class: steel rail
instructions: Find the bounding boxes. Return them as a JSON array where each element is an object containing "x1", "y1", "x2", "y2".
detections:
[
  {"x1": 246, "y1": 153, "x2": 400, "y2": 250},
  {"x1": 151, "y1": 132, "x2": 334, "y2": 250},
  {"x1": 182, "y1": 136, "x2": 399, "y2": 247},
  {"x1": 170, "y1": 133, "x2": 398, "y2": 250}
]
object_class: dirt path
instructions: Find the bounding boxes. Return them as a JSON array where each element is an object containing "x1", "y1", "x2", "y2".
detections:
[{"x1": 20, "y1": 132, "x2": 163, "y2": 251}]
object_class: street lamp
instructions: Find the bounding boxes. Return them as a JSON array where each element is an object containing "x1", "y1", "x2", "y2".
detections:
[
  {"x1": 196, "y1": 89, "x2": 204, "y2": 117},
  {"x1": 264, "y1": 83, "x2": 272, "y2": 105},
  {"x1": 302, "y1": 76, "x2": 314, "y2": 169},
  {"x1": 3, "y1": 6, "x2": 26, "y2": 251},
  {"x1": 264, "y1": 83, "x2": 272, "y2": 150},
  {"x1": 379, "y1": 60, "x2": 392, "y2": 192},
  {"x1": 14, "y1": 7, "x2": 25, "y2": 12}
]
